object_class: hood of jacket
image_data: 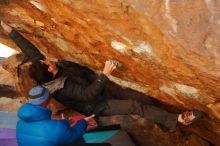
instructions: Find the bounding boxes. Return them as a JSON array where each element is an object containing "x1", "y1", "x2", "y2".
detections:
[{"x1": 17, "y1": 103, "x2": 52, "y2": 122}]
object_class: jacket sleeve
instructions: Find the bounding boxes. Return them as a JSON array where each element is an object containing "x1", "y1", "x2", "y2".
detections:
[
  {"x1": 58, "y1": 119, "x2": 87, "y2": 145},
  {"x1": 63, "y1": 74, "x2": 109, "y2": 101},
  {"x1": 58, "y1": 61, "x2": 95, "y2": 82},
  {"x1": 9, "y1": 30, "x2": 45, "y2": 62}
]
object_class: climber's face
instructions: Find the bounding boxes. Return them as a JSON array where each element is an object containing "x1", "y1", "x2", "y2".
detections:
[{"x1": 40, "y1": 59, "x2": 58, "y2": 75}]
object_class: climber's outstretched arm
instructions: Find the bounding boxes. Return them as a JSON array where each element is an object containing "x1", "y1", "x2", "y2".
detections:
[{"x1": 1, "y1": 21, "x2": 45, "y2": 62}]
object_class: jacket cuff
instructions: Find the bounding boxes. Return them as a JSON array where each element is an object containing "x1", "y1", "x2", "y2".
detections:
[
  {"x1": 97, "y1": 74, "x2": 109, "y2": 83},
  {"x1": 78, "y1": 119, "x2": 88, "y2": 129}
]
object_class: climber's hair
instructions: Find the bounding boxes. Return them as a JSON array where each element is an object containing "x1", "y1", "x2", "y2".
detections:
[{"x1": 29, "y1": 61, "x2": 54, "y2": 84}]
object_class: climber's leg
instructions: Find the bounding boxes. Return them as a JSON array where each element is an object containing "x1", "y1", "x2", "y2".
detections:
[
  {"x1": 101, "y1": 99, "x2": 203, "y2": 131},
  {"x1": 101, "y1": 99, "x2": 178, "y2": 131}
]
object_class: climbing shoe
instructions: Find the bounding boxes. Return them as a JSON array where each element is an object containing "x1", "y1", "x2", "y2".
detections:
[{"x1": 180, "y1": 110, "x2": 203, "y2": 125}]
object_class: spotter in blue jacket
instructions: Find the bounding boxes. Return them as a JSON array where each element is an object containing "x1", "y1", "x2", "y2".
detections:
[{"x1": 16, "y1": 103, "x2": 87, "y2": 146}]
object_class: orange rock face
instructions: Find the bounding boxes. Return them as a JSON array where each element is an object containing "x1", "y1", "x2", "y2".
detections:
[
  {"x1": 0, "y1": 0, "x2": 220, "y2": 145},
  {"x1": 1, "y1": 54, "x2": 36, "y2": 97}
]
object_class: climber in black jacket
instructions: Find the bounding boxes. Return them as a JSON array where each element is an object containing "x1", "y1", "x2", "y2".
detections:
[{"x1": 1, "y1": 21, "x2": 203, "y2": 132}]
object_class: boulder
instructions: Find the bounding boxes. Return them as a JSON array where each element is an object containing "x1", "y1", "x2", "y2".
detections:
[
  {"x1": 0, "y1": 0, "x2": 219, "y2": 145},
  {"x1": 0, "y1": 97, "x2": 22, "y2": 112},
  {"x1": 0, "y1": 64, "x2": 14, "y2": 86},
  {"x1": 1, "y1": 54, "x2": 36, "y2": 97}
]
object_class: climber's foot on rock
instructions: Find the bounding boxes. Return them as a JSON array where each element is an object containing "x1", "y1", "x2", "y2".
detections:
[{"x1": 178, "y1": 110, "x2": 203, "y2": 126}]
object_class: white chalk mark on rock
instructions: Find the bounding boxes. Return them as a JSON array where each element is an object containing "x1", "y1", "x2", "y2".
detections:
[
  {"x1": 133, "y1": 41, "x2": 155, "y2": 57},
  {"x1": 174, "y1": 83, "x2": 199, "y2": 99},
  {"x1": 160, "y1": 85, "x2": 185, "y2": 105},
  {"x1": 9, "y1": 10, "x2": 34, "y2": 24},
  {"x1": 30, "y1": 0, "x2": 46, "y2": 12},
  {"x1": 35, "y1": 21, "x2": 44, "y2": 27},
  {"x1": 111, "y1": 40, "x2": 127, "y2": 53},
  {"x1": 160, "y1": 85, "x2": 176, "y2": 97},
  {"x1": 204, "y1": 0, "x2": 212, "y2": 10},
  {"x1": 108, "y1": 75, "x2": 150, "y2": 94},
  {"x1": 165, "y1": 0, "x2": 177, "y2": 33},
  {"x1": 54, "y1": 37, "x2": 71, "y2": 52}
]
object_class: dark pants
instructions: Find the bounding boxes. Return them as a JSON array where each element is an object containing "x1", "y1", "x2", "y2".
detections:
[
  {"x1": 101, "y1": 99, "x2": 178, "y2": 131},
  {"x1": 103, "y1": 82, "x2": 158, "y2": 105}
]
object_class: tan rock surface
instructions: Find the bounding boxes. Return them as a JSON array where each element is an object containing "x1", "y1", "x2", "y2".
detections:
[
  {"x1": 0, "y1": 0, "x2": 219, "y2": 145},
  {"x1": 1, "y1": 54, "x2": 36, "y2": 97},
  {"x1": 0, "y1": 65, "x2": 14, "y2": 86},
  {"x1": 0, "y1": 97, "x2": 22, "y2": 112},
  {"x1": 99, "y1": 115, "x2": 210, "y2": 146}
]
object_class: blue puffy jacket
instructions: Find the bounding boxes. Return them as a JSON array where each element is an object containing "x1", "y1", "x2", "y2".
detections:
[{"x1": 16, "y1": 103, "x2": 87, "y2": 146}]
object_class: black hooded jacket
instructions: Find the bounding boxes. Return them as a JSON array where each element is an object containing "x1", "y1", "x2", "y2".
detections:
[{"x1": 52, "y1": 61, "x2": 109, "y2": 115}]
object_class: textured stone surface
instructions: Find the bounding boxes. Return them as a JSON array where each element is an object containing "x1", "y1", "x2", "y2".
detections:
[
  {"x1": 0, "y1": 30, "x2": 19, "y2": 51},
  {"x1": 99, "y1": 115, "x2": 210, "y2": 146},
  {"x1": 0, "y1": 64, "x2": 14, "y2": 86},
  {"x1": 0, "y1": 97, "x2": 22, "y2": 112},
  {"x1": 0, "y1": 0, "x2": 220, "y2": 145},
  {"x1": 1, "y1": 54, "x2": 36, "y2": 97},
  {"x1": 0, "y1": 85, "x2": 18, "y2": 98}
]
